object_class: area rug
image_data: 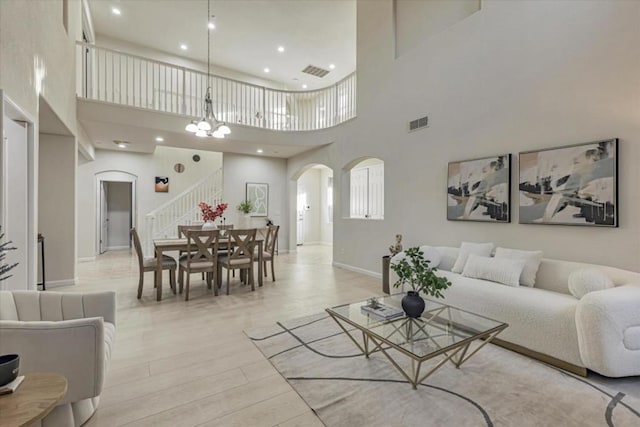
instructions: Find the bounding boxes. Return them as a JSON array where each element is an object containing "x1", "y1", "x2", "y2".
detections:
[{"x1": 245, "y1": 313, "x2": 640, "y2": 427}]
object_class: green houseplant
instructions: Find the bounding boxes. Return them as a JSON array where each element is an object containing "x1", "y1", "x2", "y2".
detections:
[
  {"x1": 236, "y1": 200, "x2": 254, "y2": 214},
  {"x1": 390, "y1": 246, "x2": 451, "y2": 318},
  {"x1": 0, "y1": 226, "x2": 18, "y2": 281}
]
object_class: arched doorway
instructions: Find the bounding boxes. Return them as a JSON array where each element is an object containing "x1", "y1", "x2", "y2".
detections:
[{"x1": 290, "y1": 164, "x2": 334, "y2": 260}]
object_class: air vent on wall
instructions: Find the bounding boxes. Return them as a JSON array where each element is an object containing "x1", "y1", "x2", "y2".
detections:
[
  {"x1": 408, "y1": 115, "x2": 429, "y2": 132},
  {"x1": 302, "y1": 65, "x2": 330, "y2": 78}
]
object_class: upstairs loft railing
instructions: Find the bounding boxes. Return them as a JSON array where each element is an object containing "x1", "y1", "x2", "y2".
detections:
[{"x1": 77, "y1": 42, "x2": 356, "y2": 132}]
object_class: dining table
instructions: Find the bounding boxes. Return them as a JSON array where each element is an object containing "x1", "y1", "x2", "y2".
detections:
[{"x1": 153, "y1": 234, "x2": 265, "y2": 301}]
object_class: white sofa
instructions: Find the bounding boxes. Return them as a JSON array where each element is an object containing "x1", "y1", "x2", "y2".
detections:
[
  {"x1": 0, "y1": 291, "x2": 116, "y2": 427},
  {"x1": 401, "y1": 247, "x2": 640, "y2": 378}
]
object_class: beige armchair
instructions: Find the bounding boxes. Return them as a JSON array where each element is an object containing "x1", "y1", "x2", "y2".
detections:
[{"x1": 0, "y1": 290, "x2": 116, "y2": 426}]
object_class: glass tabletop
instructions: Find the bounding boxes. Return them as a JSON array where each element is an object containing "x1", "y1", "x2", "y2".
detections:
[{"x1": 327, "y1": 294, "x2": 507, "y2": 360}]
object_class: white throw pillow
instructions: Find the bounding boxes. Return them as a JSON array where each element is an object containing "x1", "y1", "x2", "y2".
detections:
[
  {"x1": 568, "y1": 269, "x2": 614, "y2": 299},
  {"x1": 452, "y1": 242, "x2": 495, "y2": 273},
  {"x1": 494, "y1": 247, "x2": 543, "y2": 287},
  {"x1": 419, "y1": 245, "x2": 441, "y2": 269},
  {"x1": 462, "y1": 254, "x2": 527, "y2": 287}
]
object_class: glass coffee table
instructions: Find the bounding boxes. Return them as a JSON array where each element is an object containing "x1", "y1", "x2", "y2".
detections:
[{"x1": 326, "y1": 294, "x2": 508, "y2": 389}]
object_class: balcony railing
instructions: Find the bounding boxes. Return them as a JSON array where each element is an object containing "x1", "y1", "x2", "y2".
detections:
[{"x1": 77, "y1": 42, "x2": 356, "y2": 131}]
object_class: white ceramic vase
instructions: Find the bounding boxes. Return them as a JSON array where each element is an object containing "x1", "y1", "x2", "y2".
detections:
[
  {"x1": 202, "y1": 221, "x2": 216, "y2": 230},
  {"x1": 237, "y1": 214, "x2": 251, "y2": 229}
]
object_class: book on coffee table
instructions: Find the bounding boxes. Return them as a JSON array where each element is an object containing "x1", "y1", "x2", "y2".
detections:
[
  {"x1": 360, "y1": 303, "x2": 404, "y2": 320},
  {"x1": 0, "y1": 376, "x2": 24, "y2": 395}
]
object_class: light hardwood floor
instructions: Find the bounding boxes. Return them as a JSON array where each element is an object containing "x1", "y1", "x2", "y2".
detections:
[{"x1": 63, "y1": 246, "x2": 380, "y2": 427}]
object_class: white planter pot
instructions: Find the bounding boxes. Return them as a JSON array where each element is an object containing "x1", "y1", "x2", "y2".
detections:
[
  {"x1": 202, "y1": 221, "x2": 216, "y2": 230},
  {"x1": 237, "y1": 214, "x2": 251, "y2": 229}
]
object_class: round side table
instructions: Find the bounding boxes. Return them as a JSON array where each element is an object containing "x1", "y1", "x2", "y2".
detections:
[{"x1": 0, "y1": 372, "x2": 67, "y2": 427}]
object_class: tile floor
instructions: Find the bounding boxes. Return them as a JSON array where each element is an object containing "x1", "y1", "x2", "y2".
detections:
[
  {"x1": 59, "y1": 245, "x2": 639, "y2": 426},
  {"x1": 63, "y1": 245, "x2": 379, "y2": 426}
]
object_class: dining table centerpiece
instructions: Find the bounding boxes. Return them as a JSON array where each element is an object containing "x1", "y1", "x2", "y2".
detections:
[{"x1": 198, "y1": 202, "x2": 228, "y2": 229}]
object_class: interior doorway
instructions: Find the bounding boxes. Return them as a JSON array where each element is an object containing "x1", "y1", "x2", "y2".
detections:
[
  {"x1": 295, "y1": 165, "x2": 333, "y2": 249},
  {"x1": 95, "y1": 171, "x2": 137, "y2": 256},
  {"x1": 99, "y1": 181, "x2": 133, "y2": 253}
]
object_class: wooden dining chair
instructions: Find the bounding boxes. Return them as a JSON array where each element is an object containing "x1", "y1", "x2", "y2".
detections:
[
  {"x1": 255, "y1": 225, "x2": 279, "y2": 281},
  {"x1": 217, "y1": 229, "x2": 256, "y2": 294},
  {"x1": 178, "y1": 229, "x2": 219, "y2": 301},
  {"x1": 131, "y1": 228, "x2": 176, "y2": 299}
]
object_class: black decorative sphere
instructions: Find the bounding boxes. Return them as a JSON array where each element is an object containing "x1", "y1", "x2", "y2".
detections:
[
  {"x1": 401, "y1": 291, "x2": 425, "y2": 318},
  {"x1": 192, "y1": 154, "x2": 201, "y2": 162}
]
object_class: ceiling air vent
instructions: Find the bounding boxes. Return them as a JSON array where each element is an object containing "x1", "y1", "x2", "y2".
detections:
[
  {"x1": 302, "y1": 65, "x2": 330, "y2": 78},
  {"x1": 408, "y1": 115, "x2": 429, "y2": 133}
]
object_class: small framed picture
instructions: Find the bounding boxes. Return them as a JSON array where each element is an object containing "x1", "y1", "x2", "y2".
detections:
[
  {"x1": 519, "y1": 139, "x2": 618, "y2": 227},
  {"x1": 246, "y1": 182, "x2": 269, "y2": 216},
  {"x1": 447, "y1": 154, "x2": 511, "y2": 222},
  {"x1": 155, "y1": 176, "x2": 169, "y2": 193}
]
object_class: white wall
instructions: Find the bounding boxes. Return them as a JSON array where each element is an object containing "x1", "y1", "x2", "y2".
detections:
[
  {"x1": 288, "y1": 0, "x2": 640, "y2": 274},
  {"x1": 106, "y1": 181, "x2": 132, "y2": 249},
  {"x1": 223, "y1": 153, "x2": 289, "y2": 252},
  {"x1": 77, "y1": 146, "x2": 222, "y2": 258},
  {"x1": 38, "y1": 134, "x2": 77, "y2": 284}
]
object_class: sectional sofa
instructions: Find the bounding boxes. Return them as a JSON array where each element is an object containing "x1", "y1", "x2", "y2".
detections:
[{"x1": 392, "y1": 244, "x2": 640, "y2": 377}]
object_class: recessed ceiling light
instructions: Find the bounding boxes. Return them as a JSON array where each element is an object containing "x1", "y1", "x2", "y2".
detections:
[
  {"x1": 257, "y1": 149, "x2": 264, "y2": 154},
  {"x1": 111, "y1": 7, "x2": 121, "y2": 15},
  {"x1": 302, "y1": 84, "x2": 308, "y2": 89},
  {"x1": 155, "y1": 137, "x2": 164, "y2": 142},
  {"x1": 277, "y1": 46, "x2": 285, "y2": 53},
  {"x1": 208, "y1": 22, "x2": 215, "y2": 30},
  {"x1": 118, "y1": 143, "x2": 127, "y2": 148},
  {"x1": 263, "y1": 68, "x2": 270, "y2": 73},
  {"x1": 113, "y1": 140, "x2": 130, "y2": 148},
  {"x1": 180, "y1": 44, "x2": 188, "y2": 50},
  {"x1": 329, "y1": 64, "x2": 336, "y2": 70}
]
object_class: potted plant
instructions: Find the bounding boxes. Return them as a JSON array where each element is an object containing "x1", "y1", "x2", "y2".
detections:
[
  {"x1": 236, "y1": 200, "x2": 254, "y2": 228},
  {"x1": 0, "y1": 226, "x2": 18, "y2": 281},
  {"x1": 390, "y1": 246, "x2": 451, "y2": 318}
]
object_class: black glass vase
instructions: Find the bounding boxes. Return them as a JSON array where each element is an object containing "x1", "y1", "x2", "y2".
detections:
[{"x1": 401, "y1": 291, "x2": 425, "y2": 318}]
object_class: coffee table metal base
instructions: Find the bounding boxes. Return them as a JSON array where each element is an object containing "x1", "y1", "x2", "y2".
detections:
[{"x1": 327, "y1": 310, "x2": 505, "y2": 389}]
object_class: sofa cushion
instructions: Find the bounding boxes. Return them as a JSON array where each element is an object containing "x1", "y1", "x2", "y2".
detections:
[
  {"x1": 451, "y1": 242, "x2": 494, "y2": 273},
  {"x1": 438, "y1": 270, "x2": 583, "y2": 367},
  {"x1": 462, "y1": 254, "x2": 526, "y2": 287},
  {"x1": 568, "y1": 269, "x2": 614, "y2": 299},
  {"x1": 419, "y1": 245, "x2": 441, "y2": 268},
  {"x1": 434, "y1": 247, "x2": 459, "y2": 271},
  {"x1": 494, "y1": 247, "x2": 543, "y2": 287}
]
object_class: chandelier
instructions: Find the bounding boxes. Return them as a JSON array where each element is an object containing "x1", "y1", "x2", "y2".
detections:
[{"x1": 185, "y1": 0, "x2": 230, "y2": 138}]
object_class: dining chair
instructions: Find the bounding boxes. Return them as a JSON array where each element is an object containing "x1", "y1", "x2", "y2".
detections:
[
  {"x1": 131, "y1": 228, "x2": 176, "y2": 299},
  {"x1": 217, "y1": 229, "x2": 256, "y2": 294},
  {"x1": 255, "y1": 225, "x2": 279, "y2": 281},
  {"x1": 178, "y1": 229, "x2": 219, "y2": 301}
]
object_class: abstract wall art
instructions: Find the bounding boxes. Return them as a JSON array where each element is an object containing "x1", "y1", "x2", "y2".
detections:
[
  {"x1": 519, "y1": 139, "x2": 618, "y2": 227},
  {"x1": 246, "y1": 182, "x2": 269, "y2": 217},
  {"x1": 155, "y1": 176, "x2": 169, "y2": 193},
  {"x1": 447, "y1": 154, "x2": 511, "y2": 222}
]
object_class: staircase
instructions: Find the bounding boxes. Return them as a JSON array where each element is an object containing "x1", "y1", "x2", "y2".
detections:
[{"x1": 143, "y1": 168, "x2": 223, "y2": 256}]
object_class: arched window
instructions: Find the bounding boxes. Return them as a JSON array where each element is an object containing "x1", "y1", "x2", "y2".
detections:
[{"x1": 347, "y1": 158, "x2": 384, "y2": 219}]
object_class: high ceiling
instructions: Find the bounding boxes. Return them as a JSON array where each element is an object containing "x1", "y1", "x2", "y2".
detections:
[{"x1": 88, "y1": 0, "x2": 356, "y2": 89}]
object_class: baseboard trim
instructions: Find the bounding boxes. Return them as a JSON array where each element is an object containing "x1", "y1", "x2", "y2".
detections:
[
  {"x1": 44, "y1": 278, "x2": 77, "y2": 288},
  {"x1": 78, "y1": 257, "x2": 96, "y2": 263},
  {"x1": 492, "y1": 337, "x2": 587, "y2": 377},
  {"x1": 332, "y1": 261, "x2": 381, "y2": 279},
  {"x1": 301, "y1": 241, "x2": 332, "y2": 246}
]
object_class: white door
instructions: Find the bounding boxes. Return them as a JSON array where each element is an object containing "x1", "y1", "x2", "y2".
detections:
[
  {"x1": 99, "y1": 181, "x2": 108, "y2": 254},
  {"x1": 2, "y1": 118, "x2": 28, "y2": 289},
  {"x1": 296, "y1": 184, "x2": 305, "y2": 246}
]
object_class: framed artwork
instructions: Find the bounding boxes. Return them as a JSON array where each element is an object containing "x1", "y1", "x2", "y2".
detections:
[
  {"x1": 447, "y1": 154, "x2": 511, "y2": 222},
  {"x1": 155, "y1": 176, "x2": 169, "y2": 193},
  {"x1": 519, "y1": 139, "x2": 618, "y2": 227},
  {"x1": 246, "y1": 182, "x2": 269, "y2": 217}
]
